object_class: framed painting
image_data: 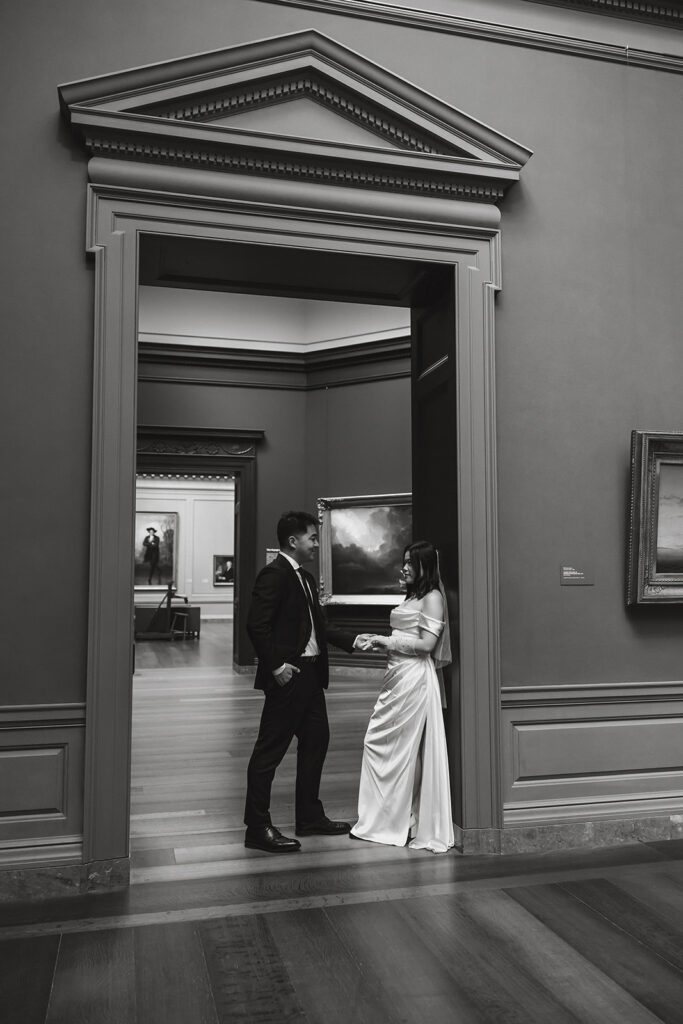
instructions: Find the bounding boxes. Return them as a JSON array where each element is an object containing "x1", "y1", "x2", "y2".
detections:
[
  {"x1": 627, "y1": 431, "x2": 683, "y2": 603},
  {"x1": 317, "y1": 493, "x2": 412, "y2": 605},
  {"x1": 213, "y1": 554, "x2": 235, "y2": 586},
  {"x1": 134, "y1": 512, "x2": 177, "y2": 590}
]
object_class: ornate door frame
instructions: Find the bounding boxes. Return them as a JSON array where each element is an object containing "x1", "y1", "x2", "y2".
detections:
[{"x1": 60, "y1": 30, "x2": 531, "y2": 866}]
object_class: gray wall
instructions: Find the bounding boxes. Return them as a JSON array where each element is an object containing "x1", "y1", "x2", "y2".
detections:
[
  {"x1": 305, "y1": 381, "x2": 412, "y2": 507},
  {"x1": 138, "y1": 375, "x2": 411, "y2": 563},
  {"x1": 3, "y1": 0, "x2": 683, "y2": 716}
]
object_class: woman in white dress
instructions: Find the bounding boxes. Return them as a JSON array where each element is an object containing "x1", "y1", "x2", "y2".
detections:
[{"x1": 351, "y1": 541, "x2": 454, "y2": 853}]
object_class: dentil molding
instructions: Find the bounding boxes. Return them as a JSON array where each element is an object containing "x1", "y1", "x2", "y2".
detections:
[{"x1": 524, "y1": 0, "x2": 683, "y2": 27}]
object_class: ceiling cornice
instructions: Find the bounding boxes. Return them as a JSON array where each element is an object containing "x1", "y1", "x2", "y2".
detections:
[
  {"x1": 58, "y1": 29, "x2": 531, "y2": 206},
  {"x1": 263, "y1": 2, "x2": 683, "y2": 74},
  {"x1": 522, "y1": 0, "x2": 683, "y2": 28},
  {"x1": 137, "y1": 335, "x2": 410, "y2": 372}
]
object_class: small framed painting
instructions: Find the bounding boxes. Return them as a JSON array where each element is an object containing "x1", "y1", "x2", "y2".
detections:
[
  {"x1": 627, "y1": 430, "x2": 683, "y2": 603},
  {"x1": 317, "y1": 493, "x2": 412, "y2": 605},
  {"x1": 213, "y1": 555, "x2": 235, "y2": 586},
  {"x1": 134, "y1": 512, "x2": 177, "y2": 590}
]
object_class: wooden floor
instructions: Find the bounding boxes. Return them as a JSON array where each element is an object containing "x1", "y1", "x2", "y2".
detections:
[
  {"x1": 4, "y1": 624, "x2": 683, "y2": 1023},
  {"x1": 130, "y1": 620, "x2": 381, "y2": 881}
]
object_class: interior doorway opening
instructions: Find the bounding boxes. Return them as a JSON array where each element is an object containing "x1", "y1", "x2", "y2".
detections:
[
  {"x1": 133, "y1": 472, "x2": 236, "y2": 645},
  {"x1": 128, "y1": 233, "x2": 460, "y2": 879}
]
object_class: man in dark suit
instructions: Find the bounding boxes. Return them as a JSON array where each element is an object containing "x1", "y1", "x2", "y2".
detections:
[{"x1": 244, "y1": 510, "x2": 368, "y2": 853}]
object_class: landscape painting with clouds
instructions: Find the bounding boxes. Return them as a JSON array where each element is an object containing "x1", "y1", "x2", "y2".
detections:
[
  {"x1": 330, "y1": 503, "x2": 412, "y2": 597},
  {"x1": 656, "y1": 464, "x2": 683, "y2": 573}
]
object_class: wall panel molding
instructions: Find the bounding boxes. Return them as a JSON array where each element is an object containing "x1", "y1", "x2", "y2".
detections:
[
  {"x1": 266, "y1": 0, "x2": 683, "y2": 75},
  {"x1": 0, "y1": 705, "x2": 85, "y2": 857},
  {"x1": 502, "y1": 680, "x2": 683, "y2": 705},
  {"x1": 501, "y1": 682, "x2": 683, "y2": 826},
  {"x1": 0, "y1": 704, "x2": 86, "y2": 724}
]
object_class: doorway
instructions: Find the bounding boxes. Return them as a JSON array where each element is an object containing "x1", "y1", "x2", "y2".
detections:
[
  {"x1": 60, "y1": 22, "x2": 528, "y2": 872},
  {"x1": 130, "y1": 249, "x2": 420, "y2": 877},
  {"x1": 81, "y1": 187, "x2": 502, "y2": 868}
]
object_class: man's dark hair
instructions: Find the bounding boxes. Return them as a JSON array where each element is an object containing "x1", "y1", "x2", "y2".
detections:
[{"x1": 277, "y1": 510, "x2": 318, "y2": 549}]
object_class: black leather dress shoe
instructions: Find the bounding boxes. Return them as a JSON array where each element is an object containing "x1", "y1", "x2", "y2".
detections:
[
  {"x1": 244, "y1": 825, "x2": 301, "y2": 853},
  {"x1": 295, "y1": 817, "x2": 351, "y2": 837}
]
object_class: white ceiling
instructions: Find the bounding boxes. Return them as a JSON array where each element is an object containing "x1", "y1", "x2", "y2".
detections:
[{"x1": 138, "y1": 285, "x2": 410, "y2": 354}]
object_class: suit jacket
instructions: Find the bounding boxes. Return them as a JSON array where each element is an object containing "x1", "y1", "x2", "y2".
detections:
[{"x1": 247, "y1": 553, "x2": 356, "y2": 690}]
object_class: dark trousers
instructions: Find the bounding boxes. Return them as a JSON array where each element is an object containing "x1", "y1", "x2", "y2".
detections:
[{"x1": 244, "y1": 663, "x2": 329, "y2": 829}]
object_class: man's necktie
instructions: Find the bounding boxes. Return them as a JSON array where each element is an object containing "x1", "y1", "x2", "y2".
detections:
[{"x1": 297, "y1": 569, "x2": 316, "y2": 615}]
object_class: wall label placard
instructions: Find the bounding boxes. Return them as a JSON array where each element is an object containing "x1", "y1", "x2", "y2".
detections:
[{"x1": 560, "y1": 564, "x2": 594, "y2": 586}]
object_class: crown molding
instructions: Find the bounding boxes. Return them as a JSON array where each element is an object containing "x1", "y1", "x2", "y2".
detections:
[
  {"x1": 264, "y1": 1, "x2": 683, "y2": 75},
  {"x1": 137, "y1": 336, "x2": 411, "y2": 391},
  {"x1": 138, "y1": 335, "x2": 409, "y2": 369},
  {"x1": 59, "y1": 29, "x2": 531, "y2": 205},
  {"x1": 523, "y1": 0, "x2": 683, "y2": 28}
]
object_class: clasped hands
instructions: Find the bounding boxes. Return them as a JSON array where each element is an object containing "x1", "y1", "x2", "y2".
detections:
[{"x1": 355, "y1": 633, "x2": 390, "y2": 652}]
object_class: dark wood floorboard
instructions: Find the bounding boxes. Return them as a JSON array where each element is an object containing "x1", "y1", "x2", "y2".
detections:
[
  {"x1": 559, "y1": 877, "x2": 683, "y2": 968},
  {"x1": 129, "y1": 622, "x2": 380, "y2": 880},
  {"x1": 508, "y1": 882, "x2": 683, "y2": 1024},
  {"x1": 134, "y1": 923, "x2": 219, "y2": 1024},
  {"x1": 45, "y1": 928, "x2": 136, "y2": 1024},
  {"x1": 264, "y1": 908, "x2": 390, "y2": 1024},
  {"x1": 392, "y1": 892, "x2": 584, "y2": 1024},
  {"x1": 614, "y1": 861, "x2": 683, "y2": 931},
  {"x1": 1, "y1": 935, "x2": 60, "y2": 1024},
  {"x1": 3, "y1": 839, "x2": 682, "y2": 932},
  {"x1": 6, "y1": 626, "x2": 683, "y2": 1021},
  {"x1": 322, "y1": 899, "x2": 481, "y2": 1024},
  {"x1": 199, "y1": 916, "x2": 305, "y2": 1024},
  {"x1": 448, "y1": 889, "x2": 661, "y2": 1024},
  {"x1": 6, "y1": 850, "x2": 683, "y2": 1022}
]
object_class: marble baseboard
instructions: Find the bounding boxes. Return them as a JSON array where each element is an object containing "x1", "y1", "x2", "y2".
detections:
[
  {"x1": 0, "y1": 857, "x2": 130, "y2": 902},
  {"x1": 453, "y1": 825, "x2": 502, "y2": 855},
  {"x1": 456, "y1": 813, "x2": 683, "y2": 856}
]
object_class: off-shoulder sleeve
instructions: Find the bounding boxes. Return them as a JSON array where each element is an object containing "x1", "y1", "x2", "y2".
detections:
[{"x1": 419, "y1": 611, "x2": 444, "y2": 637}]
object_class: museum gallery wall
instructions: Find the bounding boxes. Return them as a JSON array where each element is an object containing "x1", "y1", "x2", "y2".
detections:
[
  {"x1": 4, "y1": 0, "x2": 683, "y2": 876},
  {"x1": 134, "y1": 477, "x2": 236, "y2": 615}
]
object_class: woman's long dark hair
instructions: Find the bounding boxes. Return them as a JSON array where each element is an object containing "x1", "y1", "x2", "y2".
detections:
[{"x1": 403, "y1": 541, "x2": 440, "y2": 601}]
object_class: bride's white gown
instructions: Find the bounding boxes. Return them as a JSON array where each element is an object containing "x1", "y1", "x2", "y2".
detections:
[{"x1": 351, "y1": 599, "x2": 454, "y2": 853}]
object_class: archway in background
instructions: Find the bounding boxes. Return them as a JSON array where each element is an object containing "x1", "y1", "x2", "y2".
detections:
[{"x1": 136, "y1": 425, "x2": 262, "y2": 667}]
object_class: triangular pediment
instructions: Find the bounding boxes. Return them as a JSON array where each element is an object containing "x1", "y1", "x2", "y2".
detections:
[
  {"x1": 207, "y1": 97, "x2": 406, "y2": 150},
  {"x1": 59, "y1": 30, "x2": 531, "y2": 204}
]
